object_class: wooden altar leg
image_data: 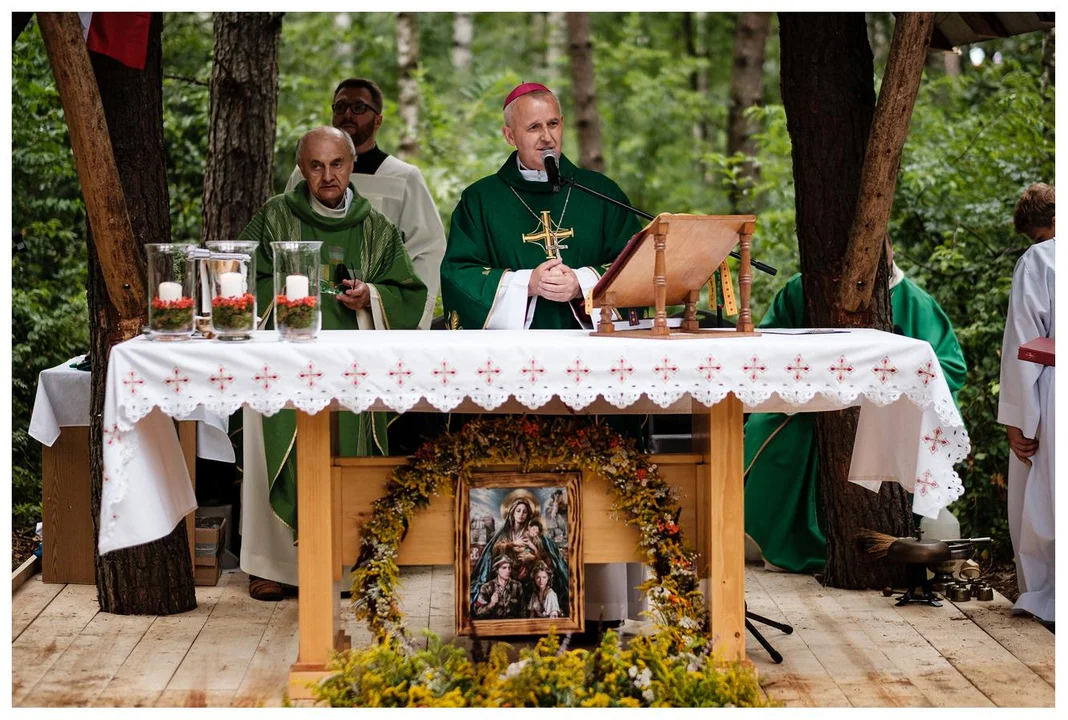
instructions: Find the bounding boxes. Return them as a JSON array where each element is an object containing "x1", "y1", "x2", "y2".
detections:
[
  {"x1": 291, "y1": 409, "x2": 340, "y2": 695},
  {"x1": 692, "y1": 395, "x2": 745, "y2": 660},
  {"x1": 178, "y1": 421, "x2": 197, "y2": 575}
]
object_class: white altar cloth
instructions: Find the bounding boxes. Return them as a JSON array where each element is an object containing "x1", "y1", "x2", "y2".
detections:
[
  {"x1": 30, "y1": 354, "x2": 234, "y2": 462},
  {"x1": 100, "y1": 329, "x2": 969, "y2": 553}
]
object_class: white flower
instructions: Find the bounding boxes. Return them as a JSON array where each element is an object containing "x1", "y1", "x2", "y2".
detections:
[
  {"x1": 503, "y1": 658, "x2": 530, "y2": 679},
  {"x1": 642, "y1": 688, "x2": 655, "y2": 703},
  {"x1": 628, "y1": 665, "x2": 638, "y2": 679}
]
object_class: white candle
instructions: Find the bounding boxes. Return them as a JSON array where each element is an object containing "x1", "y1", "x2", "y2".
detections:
[
  {"x1": 158, "y1": 281, "x2": 182, "y2": 302},
  {"x1": 219, "y1": 271, "x2": 243, "y2": 298},
  {"x1": 285, "y1": 274, "x2": 309, "y2": 300}
]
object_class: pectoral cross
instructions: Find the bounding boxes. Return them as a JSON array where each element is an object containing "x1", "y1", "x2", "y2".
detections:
[{"x1": 522, "y1": 210, "x2": 574, "y2": 260}]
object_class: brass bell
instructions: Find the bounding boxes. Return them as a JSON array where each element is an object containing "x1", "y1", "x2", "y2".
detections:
[{"x1": 950, "y1": 584, "x2": 973, "y2": 602}]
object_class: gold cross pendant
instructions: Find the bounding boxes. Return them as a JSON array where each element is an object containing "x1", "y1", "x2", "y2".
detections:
[{"x1": 522, "y1": 210, "x2": 574, "y2": 260}]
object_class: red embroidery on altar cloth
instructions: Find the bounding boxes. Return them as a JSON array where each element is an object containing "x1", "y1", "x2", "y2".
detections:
[
  {"x1": 565, "y1": 358, "x2": 590, "y2": 384},
  {"x1": 786, "y1": 354, "x2": 811, "y2": 381},
  {"x1": 164, "y1": 367, "x2": 190, "y2": 394},
  {"x1": 254, "y1": 364, "x2": 279, "y2": 391},
  {"x1": 923, "y1": 427, "x2": 950, "y2": 454},
  {"x1": 209, "y1": 365, "x2": 234, "y2": 392},
  {"x1": 431, "y1": 360, "x2": 456, "y2": 386},
  {"x1": 654, "y1": 356, "x2": 679, "y2": 382},
  {"x1": 610, "y1": 357, "x2": 634, "y2": 384},
  {"x1": 872, "y1": 356, "x2": 898, "y2": 383},
  {"x1": 298, "y1": 361, "x2": 323, "y2": 389},
  {"x1": 103, "y1": 424, "x2": 122, "y2": 446},
  {"x1": 829, "y1": 355, "x2": 854, "y2": 383},
  {"x1": 698, "y1": 355, "x2": 722, "y2": 381},
  {"x1": 742, "y1": 355, "x2": 767, "y2": 381},
  {"x1": 916, "y1": 361, "x2": 937, "y2": 386},
  {"x1": 389, "y1": 361, "x2": 413, "y2": 387},
  {"x1": 915, "y1": 470, "x2": 938, "y2": 496},
  {"x1": 476, "y1": 359, "x2": 501, "y2": 385},
  {"x1": 122, "y1": 370, "x2": 145, "y2": 396},
  {"x1": 344, "y1": 362, "x2": 369, "y2": 387},
  {"x1": 520, "y1": 358, "x2": 545, "y2": 385}
]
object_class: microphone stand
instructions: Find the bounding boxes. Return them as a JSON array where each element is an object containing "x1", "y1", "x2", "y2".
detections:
[{"x1": 555, "y1": 173, "x2": 778, "y2": 277}]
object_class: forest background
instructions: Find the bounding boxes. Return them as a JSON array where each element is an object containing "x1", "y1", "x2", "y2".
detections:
[{"x1": 10, "y1": 12, "x2": 1055, "y2": 569}]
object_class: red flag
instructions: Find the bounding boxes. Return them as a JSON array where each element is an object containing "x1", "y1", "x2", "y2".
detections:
[{"x1": 78, "y1": 12, "x2": 151, "y2": 70}]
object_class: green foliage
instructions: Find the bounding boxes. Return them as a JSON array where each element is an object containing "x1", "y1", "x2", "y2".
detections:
[
  {"x1": 11, "y1": 20, "x2": 90, "y2": 528},
  {"x1": 311, "y1": 630, "x2": 774, "y2": 707},
  {"x1": 891, "y1": 43, "x2": 1053, "y2": 559}
]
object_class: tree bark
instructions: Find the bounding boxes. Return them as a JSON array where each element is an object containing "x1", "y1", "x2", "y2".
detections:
[
  {"x1": 546, "y1": 12, "x2": 566, "y2": 85},
  {"x1": 90, "y1": 13, "x2": 196, "y2": 614},
  {"x1": 452, "y1": 12, "x2": 473, "y2": 73},
  {"x1": 779, "y1": 12, "x2": 908, "y2": 590},
  {"x1": 839, "y1": 13, "x2": 933, "y2": 315},
  {"x1": 202, "y1": 12, "x2": 283, "y2": 246},
  {"x1": 37, "y1": 12, "x2": 145, "y2": 334},
  {"x1": 944, "y1": 50, "x2": 961, "y2": 78},
  {"x1": 396, "y1": 12, "x2": 420, "y2": 161},
  {"x1": 1042, "y1": 27, "x2": 1055, "y2": 91},
  {"x1": 727, "y1": 12, "x2": 771, "y2": 212},
  {"x1": 566, "y1": 12, "x2": 604, "y2": 173}
]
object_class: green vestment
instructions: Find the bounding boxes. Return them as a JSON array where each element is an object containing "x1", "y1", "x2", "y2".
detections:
[
  {"x1": 238, "y1": 182, "x2": 426, "y2": 533},
  {"x1": 441, "y1": 152, "x2": 642, "y2": 329},
  {"x1": 744, "y1": 272, "x2": 967, "y2": 572}
]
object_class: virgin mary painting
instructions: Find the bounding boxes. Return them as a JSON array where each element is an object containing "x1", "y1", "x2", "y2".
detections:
[{"x1": 468, "y1": 488, "x2": 569, "y2": 619}]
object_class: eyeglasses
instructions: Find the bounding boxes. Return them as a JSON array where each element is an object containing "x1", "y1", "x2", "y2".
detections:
[{"x1": 331, "y1": 101, "x2": 380, "y2": 116}]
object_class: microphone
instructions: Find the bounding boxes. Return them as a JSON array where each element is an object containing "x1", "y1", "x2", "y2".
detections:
[{"x1": 542, "y1": 149, "x2": 561, "y2": 192}]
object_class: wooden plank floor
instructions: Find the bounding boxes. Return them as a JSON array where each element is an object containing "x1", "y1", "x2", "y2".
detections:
[{"x1": 11, "y1": 565, "x2": 1055, "y2": 707}]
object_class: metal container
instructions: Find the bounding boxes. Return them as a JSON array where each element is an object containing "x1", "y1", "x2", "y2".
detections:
[
  {"x1": 947, "y1": 584, "x2": 972, "y2": 602},
  {"x1": 887, "y1": 536, "x2": 951, "y2": 564}
]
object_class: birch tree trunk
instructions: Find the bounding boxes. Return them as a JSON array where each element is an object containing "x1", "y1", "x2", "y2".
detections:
[
  {"x1": 546, "y1": 12, "x2": 566, "y2": 85},
  {"x1": 566, "y1": 12, "x2": 604, "y2": 172},
  {"x1": 396, "y1": 12, "x2": 420, "y2": 161},
  {"x1": 201, "y1": 12, "x2": 283, "y2": 245},
  {"x1": 452, "y1": 12, "x2": 473, "y2": 73},
  {"x1": 727, "y1": 12, "x2": 771, "y2": 212}
]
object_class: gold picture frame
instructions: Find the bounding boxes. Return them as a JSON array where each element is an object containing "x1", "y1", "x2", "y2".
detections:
[{"x1": 455, "y1": 471, "x2": 583, "y2": 637}]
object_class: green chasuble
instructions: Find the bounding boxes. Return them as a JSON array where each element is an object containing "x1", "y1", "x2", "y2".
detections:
[
  {"x1": 238, "y1": 182, "x2": 426, "y2": 533},
  {"x1": 442, "y1": 151, "x2": 642, "y2": 329},
  {"x1": 744, "y1": 271, "x2": 967, "y2": 572}
]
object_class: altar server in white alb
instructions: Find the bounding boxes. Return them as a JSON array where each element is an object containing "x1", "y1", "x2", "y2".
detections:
[
  {"x1": 287, "y1": 77, "x2": 445, "y2": 330},
  {"x1": 998, "y1": 182, "x2": 1055, "y2": 624}
]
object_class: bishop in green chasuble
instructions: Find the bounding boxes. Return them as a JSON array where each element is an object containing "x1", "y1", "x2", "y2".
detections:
[
  {"x1": 442, "y1": 150, "x2": 641, "y2": 329},
  {"x1": 744, "y1": 264, "x2": 966, "y2": 572},
  {"x1": 239, "y1": 176, "x2": 426, "y2": 534}
]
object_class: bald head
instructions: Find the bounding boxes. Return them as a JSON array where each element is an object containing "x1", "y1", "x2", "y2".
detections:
[{"x1": 296, "y1": 127, "x2": 356, "y2": 208}]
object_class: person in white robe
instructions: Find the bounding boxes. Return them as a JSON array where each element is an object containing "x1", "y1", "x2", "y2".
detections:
[
  {"x1": 998, "y1": 182, "x2": 1055, "y2": 624},
  {"x1": 286, "y1": 77, "x2": 445, "y2": 330}
]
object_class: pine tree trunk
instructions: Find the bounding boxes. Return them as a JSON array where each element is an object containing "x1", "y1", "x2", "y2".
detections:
[
  {"x1": 89, "y1": 13, "x2": 197, "y2": 614},
  {"x1": 452, "y1": 12, "x2": 473, "y2": 73},
  {"x1": 566, "y1": 12, "x2": 604, "y2": 173},
  {"x1": 396, "y1": 12, "x2": 420, "y2": 161},
  {"x1": 779, "y1": 12, "x2": 909, "y2": 590},
  {"x1": 201, "y1": 12, "x2": 283, "y2": 245},
  {"x1": 727, "y1": 12, "x2": 771, "y2": 212}
]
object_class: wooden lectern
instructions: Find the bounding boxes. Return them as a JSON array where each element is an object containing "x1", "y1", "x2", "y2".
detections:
[{"x1": 590, "y1": 213, "x2": 758, "y2": 338}]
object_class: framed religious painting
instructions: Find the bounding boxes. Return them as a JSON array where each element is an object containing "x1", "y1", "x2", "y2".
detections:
[{"x1": 455, "y1": 471, "x2": 583, "y2": 637}]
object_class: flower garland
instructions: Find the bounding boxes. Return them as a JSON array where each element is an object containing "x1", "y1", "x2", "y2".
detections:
[{"x1": 350, "y1": 416, "x2": 708, "y2": 646}]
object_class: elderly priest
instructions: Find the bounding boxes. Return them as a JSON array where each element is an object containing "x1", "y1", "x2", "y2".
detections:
[
  {"x1": 441, "y1": 82, "x2": 644, "y2": 632},
  {"x1": 239, "y1": 126, "x2": 426, "y2": 601}
]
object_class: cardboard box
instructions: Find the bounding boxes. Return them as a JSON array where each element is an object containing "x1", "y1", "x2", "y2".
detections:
[{"x1": 194, "y1": 516, "x2": 226, "y2": 585}]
